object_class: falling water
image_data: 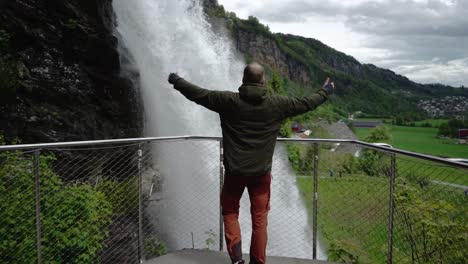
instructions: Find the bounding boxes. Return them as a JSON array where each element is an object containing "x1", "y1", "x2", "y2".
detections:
[{"x1": 113, "y1": 0, "x2": 325, "y2": 260}]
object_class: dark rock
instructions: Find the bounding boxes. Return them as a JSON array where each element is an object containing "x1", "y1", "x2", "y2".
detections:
[
  {"x1": 0, "y1": 0, "x2": 142, "y2": 144},
  {"x1": 235, "y1": 29, "x2": 312, "y2": 86}
]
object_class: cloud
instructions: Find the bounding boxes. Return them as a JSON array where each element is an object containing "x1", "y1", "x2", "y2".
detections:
[
  {"x1": 218, "y1": 0, "x2": 468, "y2": 86},
  {"x1": 392, "y1": 57, "x2": 468, "y2": 87}
]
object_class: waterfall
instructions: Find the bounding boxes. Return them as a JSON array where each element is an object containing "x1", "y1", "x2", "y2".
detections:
[{"x1": 113, "y1": 0, "x2": 325, "y2": 260}]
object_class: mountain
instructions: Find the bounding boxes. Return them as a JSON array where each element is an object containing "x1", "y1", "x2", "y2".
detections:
[{"x1": 203, "y1": 0, "x2": 468, "y2": 117}]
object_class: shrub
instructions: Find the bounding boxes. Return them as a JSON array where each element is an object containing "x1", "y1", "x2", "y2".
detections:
[
  {"x1": 96, "y1": 178, "x2": 138, "y2": 216},
  {"x1": 327, "y1": 240, "x2": 360, "y2": 263},
  {"x1": 144, "y1": 237, "x2": 167, "y2": 258},
  {"x1": 287, "y1": 144, "x2": 301, "y2": 172},
  {"x1": 403, "y1": 171, "x2": 430, "y2": 188},
  {"x1": 364, "y1": 125, "x2": 391, "y2": 143},
  {"x1": 394, "y1": 179, "x2": 467, "y2": 263},
  {"x1": 0, "y1": 148, "x2": 112, "y2": 263}
]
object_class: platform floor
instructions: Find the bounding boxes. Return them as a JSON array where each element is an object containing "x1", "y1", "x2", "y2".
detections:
[{"x1": 145, "y1": 249, "x2": 333, "y2": 264}]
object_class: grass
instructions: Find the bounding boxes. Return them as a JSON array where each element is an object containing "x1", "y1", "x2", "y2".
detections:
[
  {"x1": 296, "y1": 170, "x2": 467, "y2": 263},
  {"x1": 354, "y1": 125, "x2": 468, "y2": 159},
  {"x1": 396, "y1": 155, "x2": 468, "y2": 186},
  {"x1": 413, "y1": 119, "x2": 448, "y2": 127},
  {"x1": 297, "y1": 175, "x2": 390, "y2": 264},
  {"x1": 354, "y1": 118, "x2": 392, "y2": 123}
]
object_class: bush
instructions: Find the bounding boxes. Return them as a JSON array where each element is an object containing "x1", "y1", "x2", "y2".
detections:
[
  {"x1": 403, "y1": 171, "x2": 430, "y2": 188},
  {"x1": 364, "y1": 125, "x2": 391, "y2": 143},
  {"x1": 394, "y1": 178, "x2": 467, "y2": 263},
  {"x1": 144, "y1": 237, "x2": 167, "y2": 258},
  {"x1": 96, "y1": 178, "x2": 138, "y2": 216},
  {"x1": 0, "y1": 149, "x2": 112, "y2": 263},
  {"x1": 327, "y1": 240, "x2": 360, "y2": 263},
  {"x1": 340, "y1": 155, "x2": 359, "y2": 174},
  {"x1": 287, "y1": 143, "x2": 301, "y2": 172}
]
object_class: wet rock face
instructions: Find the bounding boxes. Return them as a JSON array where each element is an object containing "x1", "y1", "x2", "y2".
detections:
[
  {"x1": 0, "y1": 0, "x2": 141, "y2": 143},
  {"x1": 235, "y1": 29, "x2": 311, "y2": 86}
]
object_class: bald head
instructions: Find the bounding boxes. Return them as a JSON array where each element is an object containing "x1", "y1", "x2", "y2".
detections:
[{"x1": 243, "y1": 63, "x2": 265, "y2": 85}]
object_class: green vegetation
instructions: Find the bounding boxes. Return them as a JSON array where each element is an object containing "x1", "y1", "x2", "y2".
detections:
[
  {"x1": 298, "y1": 175, "x2": 389, "y2": 263},
  {"x1": 438, "y1": 119, "x2": 467, "y2": 138},
  {"x1": 96, "y1": 178, "x2": 138, "y2": 216},
  {"x1": 293, "y1": 147, "x2": 467, "y2": 263},
  {"x1": 144, "y1": 237, "x2": 168, "y2": 258},
  {"x1": 0, "y1": 135, "x2": 168, "y2": 262},
  {"x1": 414, "y1": 119, "x2": 448, "y2": 128},
  {"x1": 393, "y1": 175, "x2": 468, "y2": 263},
  {"x1": 363, "y1": 125, "x2": 391, "y2": 144},
  {"x1": 64, "y1": 19, "x2": 79, "y2": 30},
  {"x1": 355, "y1": 125, "x2": 468, "y2": 159},
  {"x1": 0, "y1": 144, "x2": 112, "y2": 263},
  {"x1": 204, "y1": 229, "x2": 217, "y2": 250}
]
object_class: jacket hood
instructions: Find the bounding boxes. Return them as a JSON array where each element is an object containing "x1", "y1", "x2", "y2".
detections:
[{"x1": 238, "y1": 83, "x2": 267, "y2": 104}]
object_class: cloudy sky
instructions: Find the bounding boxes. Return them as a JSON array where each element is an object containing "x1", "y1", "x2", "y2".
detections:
[{"x1": 217, "y1": 0, "x2": 468, "y2": 87}]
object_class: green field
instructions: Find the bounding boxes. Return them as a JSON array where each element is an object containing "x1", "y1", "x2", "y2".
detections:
[
  {"x1": 297, "y1": 175, "x2": 389, "y2": 263},
  {"x1": 413, "y1": 119, "x2": 448, "y2": 127},
  {"x1": 297, "y1": 174, "x2": 467, "y2": 264},
  {"x1": 354, "y1": 118, "x2": 392, "y2": 123},
  {"x1": 354, "y1": 125, "x2": 468, "y2": 159},
  {"x1": 287, "y1": 140, "x2": 468, "y2": 263}
]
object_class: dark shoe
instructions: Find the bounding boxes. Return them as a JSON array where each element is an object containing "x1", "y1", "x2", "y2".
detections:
[{"x1": 233, "y1": 260, "x2": 245, "y2": 264}]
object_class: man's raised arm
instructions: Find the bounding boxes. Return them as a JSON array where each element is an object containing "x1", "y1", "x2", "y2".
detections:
[
  {"x1": 168, "y1": 73, "x2": 233, "y2": 113},
  {"x1": 279, "y1": 77, "x2": 335, "y2": 118}
]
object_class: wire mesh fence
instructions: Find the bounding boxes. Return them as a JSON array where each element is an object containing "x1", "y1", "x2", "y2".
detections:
[
  {"x1": 0, "y1": 137, "x2": 466, "y2": 264},
  {"x1": 392, "y1": 156, "x2": 468, "y2": 264}
]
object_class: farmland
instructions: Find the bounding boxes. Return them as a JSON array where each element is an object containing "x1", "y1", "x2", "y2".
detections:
[{"x1": 354, "y1": 125, "x2": 468, "y2": 159}]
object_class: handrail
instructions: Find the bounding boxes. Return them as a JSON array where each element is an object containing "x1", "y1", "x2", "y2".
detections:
[{"x1": 0, "y1": 135, "x2": 467, "y2": 169}]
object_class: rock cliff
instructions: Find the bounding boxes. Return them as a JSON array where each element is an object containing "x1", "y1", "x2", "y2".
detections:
[
  {"x1": 235, "y1": 29, "x2": 312, "y2": 86},
  {"x1": 0, "y1": 0, "x2": 141, "y2": 143}
]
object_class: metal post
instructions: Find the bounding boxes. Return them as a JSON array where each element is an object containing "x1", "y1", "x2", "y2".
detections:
[
  {"x1": 34, "y1": 150, "x2": 42, "y2": 264},
  {"x1": 219, "y1": 140, "x2": 225, "y2": 251},
  {"x1": 137, "y1": 144, "x2": 144, "y2": 263},
  {"x1": 387, "y1": 153, "x2": 396, "y2": 264},
  {"x1": 312, "y1": 143, "x2": 319, "y2": 260}
]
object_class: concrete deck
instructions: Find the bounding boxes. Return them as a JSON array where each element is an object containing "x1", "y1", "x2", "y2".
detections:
[{"x1": 145, "y1": 249, "x2": 333, "y2": 264}]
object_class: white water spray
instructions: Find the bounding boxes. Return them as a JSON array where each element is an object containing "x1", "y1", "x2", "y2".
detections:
[{"x1": 113, "y1": 0, "x2": 325, "y2": 259}]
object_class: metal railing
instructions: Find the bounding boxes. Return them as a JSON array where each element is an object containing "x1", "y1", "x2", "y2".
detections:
[{"x1": 0, "y1": 136, "x2": 466, "y2": 264}]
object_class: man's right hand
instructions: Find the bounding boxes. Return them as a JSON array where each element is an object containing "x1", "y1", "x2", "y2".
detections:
[
  {"x1": 168, "y1": 73, "x2": 182, "y2": 85},
  {"x1": 322, "y1": 77, "x2": 335, "y2": 95}
]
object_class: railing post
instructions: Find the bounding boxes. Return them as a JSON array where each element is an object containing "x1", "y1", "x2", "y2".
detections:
[
  {"x1": 219, "y1": 139, "x2": 224, "y2": 251},
  {"x1": 137, "y1": 144, "x2": 144, "y2": 263},
  {"x1": 312, "y1": 143, "x2": 319, "y2": 260},
  {"x1": 34, "y1": 150, "x2": 42, "y2": 264},
  {"x1": 387, "y1": 153, "x2": 396, "y2": 264}
]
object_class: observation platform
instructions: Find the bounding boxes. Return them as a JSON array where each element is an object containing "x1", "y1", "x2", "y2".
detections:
[{"x1": 146, "y1": 249, "x2": 333, "y2": 264}]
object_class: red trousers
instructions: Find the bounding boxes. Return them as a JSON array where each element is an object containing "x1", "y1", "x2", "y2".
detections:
[{"x1": 221, "y1": 174, "x2": 271, "y2": 264}]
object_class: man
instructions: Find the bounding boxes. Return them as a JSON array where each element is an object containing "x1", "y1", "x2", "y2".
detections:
[{"x1": 168, "y1": 63, "x2": 334, "y2": 264}]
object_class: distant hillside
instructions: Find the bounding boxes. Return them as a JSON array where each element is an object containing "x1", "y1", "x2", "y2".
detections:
[{"x1": 202, "y1": 0, "x2": 468, "y2": 117}]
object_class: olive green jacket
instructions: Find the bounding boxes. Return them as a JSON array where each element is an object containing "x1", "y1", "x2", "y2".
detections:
[{"x1": 173, "y1": 78, "x2": 329, "y2": 177}]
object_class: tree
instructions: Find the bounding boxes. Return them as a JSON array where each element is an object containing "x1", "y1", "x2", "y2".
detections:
[
  {"x1": 364, "y1": 125, "x2": 391, "y2": 143},
  {"x1": 247, "y1": 15, "x2": 260, "y2": 25},
  {"x1": 267, "y1": 71, "x2": 282, "y2": 95},
  {"x1": 437, "y1": 123, "x2": 450, "y2": 137},
  {"x1": 438, "y1": 119, "x2": 466, "y2": 138},
  {"x1": 394, "y1": 178, "x2": 467, "y2": 263}
]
